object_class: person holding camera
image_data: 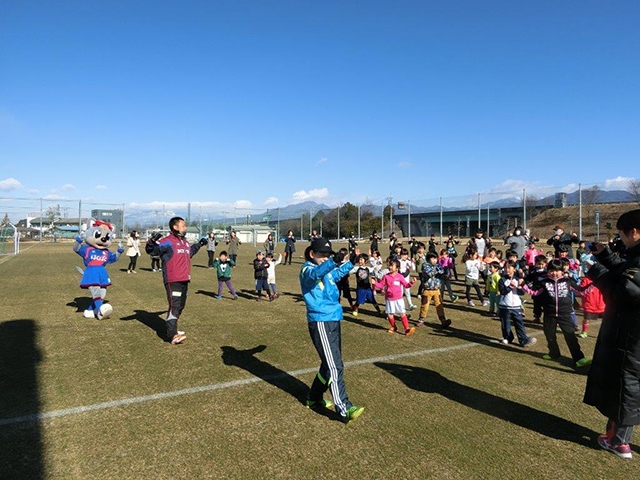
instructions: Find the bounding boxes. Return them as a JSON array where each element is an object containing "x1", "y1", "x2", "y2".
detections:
[
  {"x1": 583, "y1": 209, "x2": 640, "y2": 459},
  {"x1": 145, "y1": 216, "x2": 207, "y2": 345},
  {"x1": 300, "y1": 237, "x2": 365, "y2": 424},
  {"x1": 546, "y1": 224, "x2": 579, "y2": 258}
]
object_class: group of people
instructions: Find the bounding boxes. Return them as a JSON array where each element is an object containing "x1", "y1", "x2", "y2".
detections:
[{"x1": 137, "y1": 211, "x2": 640, "y2": 450}]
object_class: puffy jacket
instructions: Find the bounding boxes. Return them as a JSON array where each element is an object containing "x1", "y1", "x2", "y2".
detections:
[
  {"x1": 525, "y1": 276, "x2": 577, "y2": 317},
  {"x1": 578, "y1": 277, "x2": 605, "y2": 314},
  {"x1": 300, "y1": 258, "x2": 353, "y2": 322},
  {"x1": 498, "y1": 275, "x2": 524, "y2": 309},
  {"x1": 253, "y1": 257, "x2": 269, "y2": 279},
  {"x1": 583, "y1": 243, "x2": 640, "y2": 425}
]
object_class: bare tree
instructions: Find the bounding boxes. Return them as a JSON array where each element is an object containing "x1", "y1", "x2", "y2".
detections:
[
  {"x1": 582, "y1": 185, "x2": 603, "y2": 221},
  {"x1": 627, "y1": 179, "x2": 640, "y2": 206}
]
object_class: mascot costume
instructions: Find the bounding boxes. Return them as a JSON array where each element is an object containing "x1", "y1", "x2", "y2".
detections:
[{"x1": 73, "y1": 219, "x2": 124, "y2": 319}]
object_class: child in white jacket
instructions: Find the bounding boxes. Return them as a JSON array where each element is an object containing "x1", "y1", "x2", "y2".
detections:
[{"x1": 266, "y1": 253, "x2": 282, "y2": 299}]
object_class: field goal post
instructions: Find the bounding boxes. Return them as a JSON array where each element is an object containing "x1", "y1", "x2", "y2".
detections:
[{"x1": 0, "y1": 223, "x2": 19, "y2": 256}]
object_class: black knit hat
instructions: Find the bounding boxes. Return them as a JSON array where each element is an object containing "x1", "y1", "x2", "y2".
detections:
[{"x1": 616, "y1": 209, "x2": 640, "y2": 233}]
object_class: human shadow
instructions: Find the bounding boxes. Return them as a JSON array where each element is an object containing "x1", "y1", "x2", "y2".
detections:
[
  {"x1": 342, "y1": 311, "x2": 388, "y2": 331},
  {"x1": 66, "y1": 296, "x2": 93, "y2": 313},
  {"x1": 375, "y1": 362, "x2": 597, "y2": 448},
  {"x1": 0, "y1": 319, "x2": 44, "y2": 479},
  {"x1": 120, "y1": 309, "x2": 167, "y2": 341},
  {"x1": 280, "y1": 292, "x2": 304, "y2": 303},
  {"x1": 220, "y1": 345, "x2": 342, "y2": 423},
  {"x1": 236, "y1": 289, "x2": 257, "y2": 300},
  {"x1": 195, "y1": 289, "x2": 217, "y2": 299}
]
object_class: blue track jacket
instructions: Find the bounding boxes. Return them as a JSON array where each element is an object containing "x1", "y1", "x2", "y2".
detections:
[{"x1": 300, "y1": 258, "x2": 354, "y2": 322}]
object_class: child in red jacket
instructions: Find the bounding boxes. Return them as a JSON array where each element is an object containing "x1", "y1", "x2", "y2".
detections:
[{"x1": 577, "y1": 276, "x2": 605, "y2": 338}]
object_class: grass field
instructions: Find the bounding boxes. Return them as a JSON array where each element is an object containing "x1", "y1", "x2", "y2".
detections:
[{"x1": 0, "y1": 240, "x2": 637, "y2": 479}]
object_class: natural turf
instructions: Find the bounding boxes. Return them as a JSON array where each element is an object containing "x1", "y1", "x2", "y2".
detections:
[{"x1": 0, "y1": 241, "x2": 636, "y2": 479}]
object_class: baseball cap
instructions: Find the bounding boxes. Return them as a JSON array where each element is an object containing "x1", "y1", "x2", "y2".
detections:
[{"x1": 310, "y1": 237, "x2": 334, "y2": 254}]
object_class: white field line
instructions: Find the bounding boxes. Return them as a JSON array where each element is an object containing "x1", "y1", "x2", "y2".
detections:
[{"x1": 0, "y1": 340, "x2": 486, "y2": 427}]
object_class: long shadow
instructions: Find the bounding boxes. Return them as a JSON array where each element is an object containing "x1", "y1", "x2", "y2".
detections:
[
  {"x1": 0, "y1": 319, "x2": 44, "y2": 479},
  {"x1": 236, "y1": 289, "x2": 257, "y2": 300},
  {"x1": 375, "y1": 362, "x2": 597, "y2": 448},
  {"x1": 221, "y1": 345, "x2": 342, "y2": 423},
  {"x1": 66, "y1": 296, "x2": 93, "y2": 313},
  {"x1": 280, "y1": 291, "x2": 304, "y2": 303},
  {"x1": 424, "y1": 320, "x2": 549, "y2": 362},
  {"x1": 195, "y1": 289, "x2": 217, "y2": 299},
  {"x1": 120, "y1": 309, "x2": 167, "y2": 341},
  {"x1": 342, "y1": 311, "x2": 388, "y2": 331}
]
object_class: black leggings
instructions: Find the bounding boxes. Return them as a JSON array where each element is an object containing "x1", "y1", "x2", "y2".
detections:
[{"x1": 127, "y1": 255, "x2": 138, "y2": 271}]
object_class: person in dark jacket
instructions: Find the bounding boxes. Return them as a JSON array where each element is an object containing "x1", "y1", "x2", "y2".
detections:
[
  {"x1": 583, "y1": 209, "x2": 640, "y2": 459},
  {"x1": 546, "y1": 224, "x2": 579, "y2": 258},
  {"x1": 145, "y1": 216, "x2": 206, "y2": 345},
  {"x1": 525, "y1": 259, "x2": 590, "y2": 368},
  {"x1": 253, "y1": 250, "x2": 271, "y2": 301},
  {"x1": 284, "y1": 230, "x2": 296, "y2": 265}
]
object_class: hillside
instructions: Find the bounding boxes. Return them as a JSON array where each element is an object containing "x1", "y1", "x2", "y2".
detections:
[{"x1": 525, "y1": 202, "x2": 638, "y2": 241}]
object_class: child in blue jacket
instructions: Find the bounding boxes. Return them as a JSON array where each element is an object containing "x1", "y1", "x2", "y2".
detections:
[{"x1": 300, "y1": 237, "x2": 365, "y2": 424}]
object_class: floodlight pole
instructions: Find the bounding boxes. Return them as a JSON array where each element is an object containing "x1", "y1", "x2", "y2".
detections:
[
  {"x1": 440, "y1": 197, "x2": 444, "y2": 244},
  {"x1": 407, "y1": 200, "x2": 411, "y2": 239}
]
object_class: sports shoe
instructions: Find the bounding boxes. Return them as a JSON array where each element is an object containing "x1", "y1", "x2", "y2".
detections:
[
  {"x1": 575, "y1": 357, "x2": 592, "y2": 368},
  {"x1": 598, "y1": 435, "x2": 633, "y2": 459},
  {"x1": 170, "y1": 333, "x2": 187, "y2": 345},
  {"x1": 523, "y1": 337, "x2": 537, "y2": 348},
  {"x1": 440, "y1": 318, "x2": 452, "y2": 328},
  {"x1": 352, "y1": 310, "x2": 358, "y2": 317},
  {"x1": 416, "y1": 319, "x2": 425, "y2": 326},
  {"x1": 305, "y1": 398, "x2": 334, "y2": 409},
  {"x1": 577, "y1": 332, "x2": 588, "y2": 338},
  {"x1": 451, "y1": 295, "x2": 458, "y2": 302},
  {"x1": 232, "y1": 295, "x2": 238, "y2": 300},
  {"x1": 481, "y1": 300, "x2": 489, "y2": 307},
  {"x1": 405, "y1": 327, "x2": 416, "y2": 337},
  {"x1": 177, "y1": 330, "x2": 185, "y2": 335},
  {"x1": 216, "y1": 295, "x2": 222, "y2": 300},
  {"x1": 500, "y1": 339, "x2": 509, "y2": 345},
  {"x1": 542, "y1": 354, "x2": 559, "y2": 361},
  {"x1": 343, "y1": 405, "x2": 365, "y2": 424},
  {"x1": 387, "y1": 326, "x2": 398, "y2": 334},
  {"x1": 408, "y1": 304, "x2": 417, "y2": 310},
  {"x1": 467, "y1": 301, "x2": 475, "y2": 307}
]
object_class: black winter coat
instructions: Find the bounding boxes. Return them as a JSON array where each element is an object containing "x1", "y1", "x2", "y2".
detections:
[{"x1": 583, "y1": 243, "x2": 640, "y2": 425}]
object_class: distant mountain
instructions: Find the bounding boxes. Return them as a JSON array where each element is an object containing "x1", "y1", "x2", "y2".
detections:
[{"x1": 252, "y1": 201, "x2": 332, "y2": 221}]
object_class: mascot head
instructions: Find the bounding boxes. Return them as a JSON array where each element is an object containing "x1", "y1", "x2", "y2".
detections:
[{"x1": 84, "y1": 219, "x2": 115, "y2": 250}]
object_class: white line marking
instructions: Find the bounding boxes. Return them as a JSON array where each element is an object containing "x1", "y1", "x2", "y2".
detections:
[{"x1": 0, "y1": 340, "x2": 483, "y2": 426}]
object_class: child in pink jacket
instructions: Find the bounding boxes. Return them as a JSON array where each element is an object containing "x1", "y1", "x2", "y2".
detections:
[{"x1": 372, "y1": 257, "x2": 416, "y2": 336}]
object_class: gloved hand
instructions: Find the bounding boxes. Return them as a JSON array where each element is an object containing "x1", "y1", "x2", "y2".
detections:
[
  {"x1": 75, "y1": 235, "x2": 84, "y2": 243},
  {"x1": 117, "y1": 242, "x2": 124, "y2": 254},
  {"x1": 199, "y1": 237, "x2": 208, "y2": 246}
]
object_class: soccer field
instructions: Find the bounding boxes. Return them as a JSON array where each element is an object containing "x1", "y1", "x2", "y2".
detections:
[{"x1": 0, "y1": 241, "x2": 636, "y2": 479}]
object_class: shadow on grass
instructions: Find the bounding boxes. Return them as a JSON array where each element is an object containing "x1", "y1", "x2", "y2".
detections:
[
  {"x1": 66, "y1": 296, "x2": 93, "y2": 313},
  {"x1": 424, "y1": 320, "x2": 548, "y2": 362},
  {"x1": 236, "y1": 289, "x2": 257, "y2": 300},
  {"x1": 375, "y1": 362, "x2": 597, "y2": 448},
  {"x1": 280, "y1": 292, "x2": 304, "y2": 303},
  {"x1": 195, "y1": 289, "x2": 217, "y2": 299},
  {"x1": 120, "y1": 310, "x2": 167, "y2": 341},
  {"x1": 0, "y1": 319, "x2": 44, "y2": 479},
  {"x1": 342, "y1": 310, "x2": 388, "y2": 331},
  {"x1": 221, "y1": 345, "x2": 342, "y2": 423}
]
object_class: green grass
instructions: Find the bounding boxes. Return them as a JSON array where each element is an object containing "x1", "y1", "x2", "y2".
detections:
[{"x1": 0, "y1": 241, "x2": 636, "y2": 479}]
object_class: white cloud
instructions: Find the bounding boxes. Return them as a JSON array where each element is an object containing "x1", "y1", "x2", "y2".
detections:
[
  {"x1": 0, "y1": 177, "x2": 22, "y2": 191},
  {"x1": 28, "y1": 189, "x2": 39, "y2": 194},
  {"x1": 264, "y1": 196, "x2": 279, "y2": 205},
  {"x1": 603, "y1": 176, "x2": 635, "y2": 190},
  {"x1": 234, "y1": 199, "x2": 253, "y2": 209},
  {"x1": 397, "y1": 161, "x2": 413, "y2": 169},
  {"x1": 43, "y1": 194, "x2": 70, "y2": 200},
  {"x1": 61, "y1": 183, "x2": 76, "y2": 191},
  {"x1": 95, "y1": 185, "x2": 108, "y2": 190},
  {"x1": 292, "y1": 188, "x2": 329, "y2": 202},
  {"x1": 316, "y1": 157, "x2": 328, "y2": 166}
]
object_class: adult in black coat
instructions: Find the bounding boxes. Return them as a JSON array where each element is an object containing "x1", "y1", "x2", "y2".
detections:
[
  {"x1": 583, "y1": 209, "x2": 640, "y2": 459},
  {"x1": 546, "y1": 224, "x2": 579, "y2": 258}
]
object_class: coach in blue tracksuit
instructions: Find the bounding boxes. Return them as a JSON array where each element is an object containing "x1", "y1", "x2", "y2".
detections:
[{"x1": 300, "y1": 237, "x2": 365, "y2": 424}]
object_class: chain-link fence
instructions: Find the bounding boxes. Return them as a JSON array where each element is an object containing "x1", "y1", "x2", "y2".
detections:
[{"x1": 2, "y1": 180, "x2": 639, "y2": 245}]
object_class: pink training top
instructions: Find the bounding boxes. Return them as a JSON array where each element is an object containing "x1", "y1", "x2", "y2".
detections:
[{"x1": 372, "y1": 272, "x2": 414, "y2": 301}]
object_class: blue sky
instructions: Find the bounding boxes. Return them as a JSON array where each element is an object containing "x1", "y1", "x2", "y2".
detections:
[{"x1": 1, "y1": 1, "x2": 639, "y2": 217}]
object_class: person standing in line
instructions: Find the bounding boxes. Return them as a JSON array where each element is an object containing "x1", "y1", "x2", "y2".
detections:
[
  {"x1": 369, "y1": 230, "x2": 380, "y2": 255},
  {"x1": 226, "y1": 231, "x2": 241, "y2": 265},
  {"x1": 583, "y1": 209, "x2": 640, "y2": 460},
  {"x1": 206, "y1": 232, "x2": 218, "y2": 269},
  {"x1": 126, "y1": 230, "x2": 141, "y2": 274},
  {"x1": 284, "y1": 230, "x2": 296, "y2": 265},
  {"x1": 145, "y1": 217, "x2": 206, "y2": 345}
]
